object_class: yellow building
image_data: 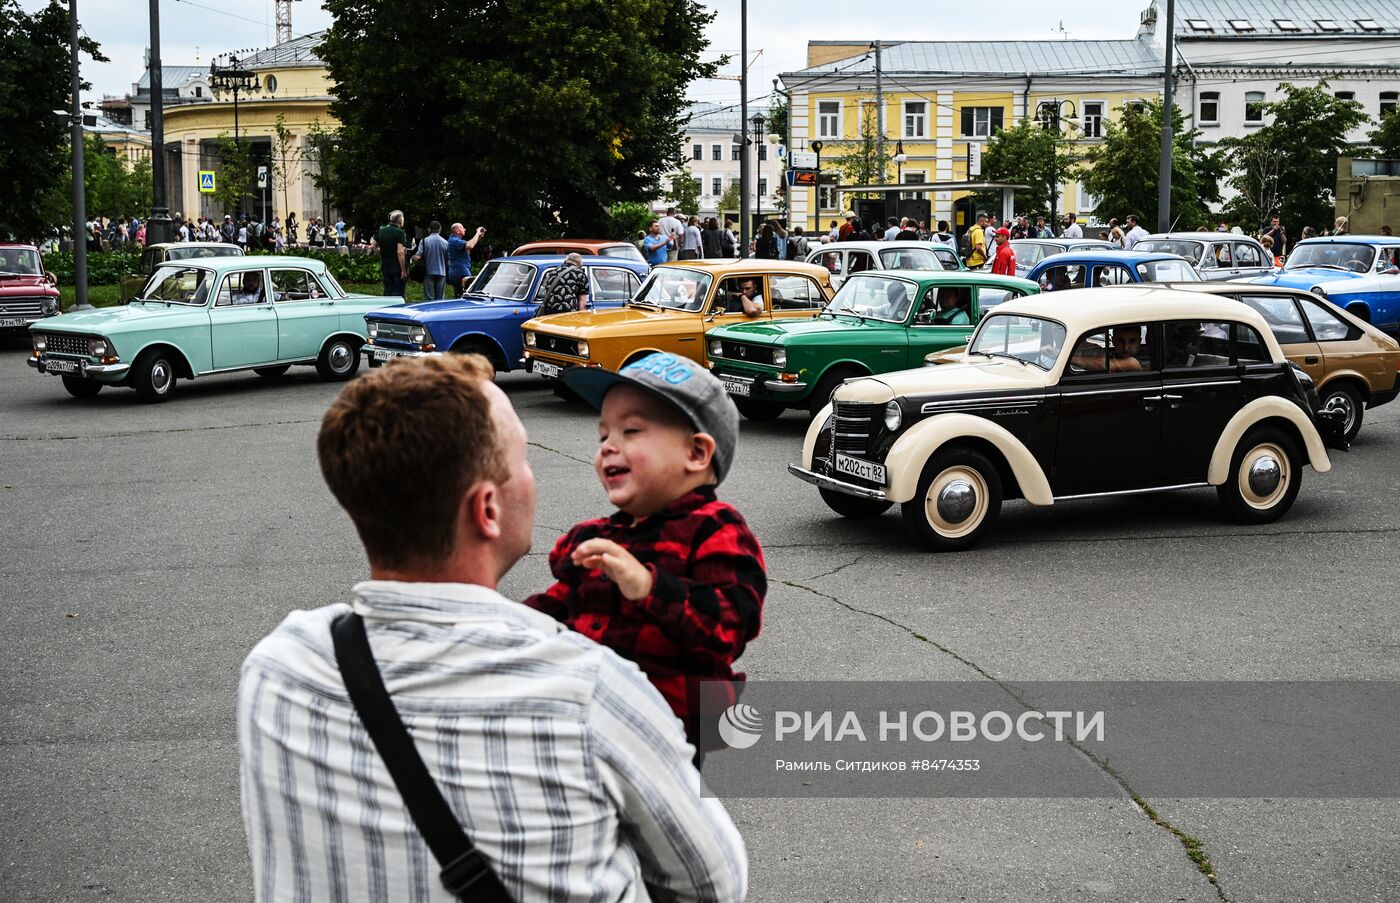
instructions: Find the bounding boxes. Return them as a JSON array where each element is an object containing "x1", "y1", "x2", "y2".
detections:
[
  {"x1": 83, "y1": 114, "x2": 152, "y2": 167},
  {"x1": 160, "y1": 32, "x2": 338, "y2": 224},
  {"x1": 781, "y1": 39, "x2": 1164, "y2": 235}
]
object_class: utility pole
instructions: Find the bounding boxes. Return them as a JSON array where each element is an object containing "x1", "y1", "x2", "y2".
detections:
[
  {"x1": 1157, "y1": 0, "x2": 1176, "y2": 232},
  {"x1": 739, "y1": 0, "x2": 750, "y2": 258},
  {"x1": 146, "y1": 0, "x2": 172, "y2": 246},
  {"x1": 68, "y1": 0, "x2": 88, "y2": 310},
  {"x1": 873, "y1": 40, "x2": 885, "y2": 183}
]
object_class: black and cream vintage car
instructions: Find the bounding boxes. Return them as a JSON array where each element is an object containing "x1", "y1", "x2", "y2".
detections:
[{"x1": 789, "y1": 288, "x2": 1348, "y2": 551}]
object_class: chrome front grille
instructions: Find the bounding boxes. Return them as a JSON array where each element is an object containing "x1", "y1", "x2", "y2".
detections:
[
  {"x1": 719, "y1": 340, "x2": 776, "y2": 366},
  {"x1": 535, "y1": 333, "x2": 580, "y2": 357},
  {"x1": 832, "y1": 401, "x2": 881, "y2": 455},
  {"x1": 370, "y1": 320, "x2": 416, "y2": 340},
  {"x1": 44, "y1": 333, "x2": 90, "y2": 356},
  {"x1": 0, "y1": 297, "x2": 46, "y2": 317}
]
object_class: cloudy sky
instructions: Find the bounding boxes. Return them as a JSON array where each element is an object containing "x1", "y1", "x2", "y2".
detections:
[{"x1": 28, "y1": 0, "x2": 1144, "y2": 106}]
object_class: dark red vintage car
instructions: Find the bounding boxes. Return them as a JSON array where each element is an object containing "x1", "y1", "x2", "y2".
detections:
[{"x1": 0, "y1": 243, "x2": 61, "y2": 333}]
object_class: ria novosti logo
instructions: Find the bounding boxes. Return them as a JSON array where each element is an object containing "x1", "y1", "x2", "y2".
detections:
[{"x1": 717, "y1": 704, "x2": 763, "y2": 749}]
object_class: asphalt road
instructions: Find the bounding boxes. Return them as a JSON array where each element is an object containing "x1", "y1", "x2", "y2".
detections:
[{"x1": 3, "y1": 341, "x2": 1398, "y2": 902}]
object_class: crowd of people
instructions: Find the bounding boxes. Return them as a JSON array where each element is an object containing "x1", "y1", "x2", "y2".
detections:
[{"x1": 76, "y1": 211, "x2": 352, "y2": 253}]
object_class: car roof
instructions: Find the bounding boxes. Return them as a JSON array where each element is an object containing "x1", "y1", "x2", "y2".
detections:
[
  {"x1": 653, "y1": 259, "x2": 832, "y2": 279},
  {"x1": 484, "y1": 254, "x2": 641, "y2": 266},
  {"x1": 0, "y1": 242, "x2": 41, "y2": 250},
  {"x1": 513, "y1": 239, "x2": 630, "y2": 252},
  {"x1": 1033, "y1": 249, "x2": 1188, "y2": 265},
  {"x1": 157, "y1": 242, "x2": 242, "y2": 251},
  {"x1": 1011, "y1": 238, "x2": 1115, "y2": 246},
  {"x1": 807, "y1": 241, "x2": 955, "y2": 253},
  {"x1": 844, "y1": 270, "x2": 1037, "y2": 289},
  {"x1": 992, "y1": 285, "x2": 1278, "y2": 336},
  {"x1": 1293, "y1": 236, "x2": 1395, "y2": 246},
  {"x1": 154, "y1": 254, "x2": 328, "y2": 271},
  {"x1": 1141, "y1": 232, "x2": 1263, "y2": 243}
]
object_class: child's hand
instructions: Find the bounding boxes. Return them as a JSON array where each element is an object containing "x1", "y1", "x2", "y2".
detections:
[{"x1": 572, "y1": 539, "x2": 653, "y2": 601}]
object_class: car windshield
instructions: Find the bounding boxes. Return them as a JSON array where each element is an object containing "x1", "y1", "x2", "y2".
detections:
[
  {"x1": 824, "y1": 274, "x2": 918, "y2": 322},
  {"x1": 633, "y1": 268, "x2": 713, "y2": 311},
  {"x1": 0, "y1": 248, "x2": 43, "y2": 275},
  {"x1": 878, "y1": 248, "x2": 949, "y2": 271},
  {"x1": 1285, "y1": 242, "x2": 1376, "y2": 272},
  {"x1": 465, "y1": 261, "x2": 536, "y2": 300},
  {"x1": 969, "y1": 313, "x2": 1067, "y2": 370},
  {"x1": 1137, "y1": 259, "x2": 1200, "y2": 282},
  {"x1": 167, "y1": 246, "x2": 242, "y2": 261},
  {"x1": 1135, "y1": 239, "x2": 1203, "y2": 261},
  {"x1": 1009, "y1": 242, "x2": 1062, "y2": 267},
  {"x1": 140, "y1": 265, "x2": 212, "y2": 305},
  {"x1": 599, "y1": 244, "x2": 646, "y2": 263}
]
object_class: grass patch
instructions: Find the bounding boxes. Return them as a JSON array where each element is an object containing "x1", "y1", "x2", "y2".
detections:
[{"x1": 1132, "y1": 795, "x2": 1221, "y2": 888}]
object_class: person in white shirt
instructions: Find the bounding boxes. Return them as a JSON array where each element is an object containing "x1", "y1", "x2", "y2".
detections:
[
  {"x1": 239, "y1": 355, "x2": 745, "y2": 903},
  {"x1": 1060, "y1": 214, "x2": 1084, "y2": 240},
  {"x1": 1123, "y1": 214, "x2": 1150, "y2": 250},
  {"x1": 883, "y1": 217, "x2": 902, "y2": 242},
  {"x1": 658, "y1": 206, "x2": 686, "y2": 262}
]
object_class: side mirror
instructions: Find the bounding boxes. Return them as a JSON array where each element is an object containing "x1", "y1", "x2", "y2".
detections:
[{"x1": 45, "y1": 271, "x2": 58, "y2": 286}]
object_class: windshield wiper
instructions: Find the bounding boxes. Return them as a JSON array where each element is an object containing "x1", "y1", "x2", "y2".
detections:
[
  {"x1": 628, "y1": 299, "x2": 662, "y2": 310},
  {"x1": 1293, "y1": 263, "x2": 1347, "y2": 271},
  {"x1": 831, "y1": 306, "x2": 866, "y2": 322},
  {"x1": 972, "y1": 350, "x2": 1029, "y2": 365}
]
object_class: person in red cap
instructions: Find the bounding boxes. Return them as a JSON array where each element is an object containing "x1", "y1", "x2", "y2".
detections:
[{"x1": 990, "y1": 227, "x2": 1016, "y2": 276}]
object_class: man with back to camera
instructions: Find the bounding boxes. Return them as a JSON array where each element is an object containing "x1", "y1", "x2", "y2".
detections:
[{"x1": 238, "y1": 355, "x2": 746, "y2": 902}]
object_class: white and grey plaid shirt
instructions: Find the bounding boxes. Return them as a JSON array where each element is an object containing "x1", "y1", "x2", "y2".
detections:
[{"x1": 238, "y1": 581, "x2": 747, "y2": 902}]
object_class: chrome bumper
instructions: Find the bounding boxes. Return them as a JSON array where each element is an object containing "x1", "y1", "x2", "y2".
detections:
[
  {"x1": 28, "y1": 356, "x2": 130, "y2": 379},
  {"x1": 720, "y1": 373, "x2": 808, "y2": 395},
  {"x1": 787, "y1": 463, "x2": 889, "y2": 500}
]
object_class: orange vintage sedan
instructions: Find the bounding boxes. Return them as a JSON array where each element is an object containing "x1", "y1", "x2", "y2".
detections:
[
  {"x1": 512, "y1": 238, "x2": 647, "y2": 267},
  {"x1": 1176, "y1": 282, "x2": 1400, "y2": 441},
  {"x1": 521, "y1": 259, "x2": 834, "y2": 379}
]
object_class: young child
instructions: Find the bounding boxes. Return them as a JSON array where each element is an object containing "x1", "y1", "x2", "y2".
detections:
[{"x1": 524, "y1": 352, "x2": 766, "y2": 752}]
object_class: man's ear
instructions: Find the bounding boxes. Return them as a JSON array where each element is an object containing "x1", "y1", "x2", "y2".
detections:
[
  {"x1": 462, "y1": 482, "x2": 502, "y2": 541},
  {"x1": 686, "y1": 432, "x2": 718, "y2": 476}
]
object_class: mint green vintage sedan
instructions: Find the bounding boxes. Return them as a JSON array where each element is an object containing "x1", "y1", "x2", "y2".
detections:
[{"x1": 27, "y1": 256, "x2": 398, "y2": 402}]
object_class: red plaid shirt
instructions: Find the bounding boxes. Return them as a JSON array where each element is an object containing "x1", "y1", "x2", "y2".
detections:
[{"x1": 524, "y1": 486, "x2": 765, "y2": 745}]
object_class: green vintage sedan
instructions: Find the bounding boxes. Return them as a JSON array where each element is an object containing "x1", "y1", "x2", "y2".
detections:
[
  {"x1": 28, "y1": 256, "x2": 398, "y2": 402},
  {"x1": 707, "y1": 271, "x2": 1039, "y2": 418}
]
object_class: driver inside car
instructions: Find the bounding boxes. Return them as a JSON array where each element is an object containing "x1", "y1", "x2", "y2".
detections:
[
  {"x1": 932, "y1": 287, "x2": 970, "y2": 325},
  {"x1": 1071, "y1": 325, "x2": 1145, "y2": 372}
]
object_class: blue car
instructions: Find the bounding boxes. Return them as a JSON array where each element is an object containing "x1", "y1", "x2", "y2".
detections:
[
  {"x1": 362, "y1": 254, "x2": 647, "y2": 372},
  {"x1": 1247, "y1": 236, "x2": 1400, "y2": 334},
  {"x1": 1025, "y1": 250, "x2": 1201, "y2": 296}
]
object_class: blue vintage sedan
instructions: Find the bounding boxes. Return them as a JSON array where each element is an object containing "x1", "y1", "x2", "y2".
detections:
[
  {"x1": 362, "y1": 254, "x2": 648, "y2": 372},
  {"x1": 1246, "y1": 236, "x2": 1400, "y2": 334},
  {"x1": 1025, "y1": 250, "x2": 1201, "y2": 293}
]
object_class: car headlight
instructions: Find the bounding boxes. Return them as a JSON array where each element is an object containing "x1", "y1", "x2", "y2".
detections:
[
  {"x1": 367, "y1": 321, "x2": 379, "y2": 338},
  {"x1": 772, "y1": 348, "x2": 787, "y2": 368},
  {"x1": 524, "y1": 331, "x2": 536, "y2": 347},
  {"x1": 709, "y1": 338, "x2": 723, "y2": 357},
  {"x1": 41, "y1": 296, "x2": 59, "y2": 315},
  {"x1": 89, "y1": 336, "x2": 114, "y2": 358},
  {"x1": 410, "y1": 325, "x2": 428, "y2": 345},
  {"x1": 32, "y1": 333, "x2": 46, "y2": 353},
  {"x1": 577, "y1": 340, "x2": 589, "y2": 358},
  {"x1": 884, "y1": 400, "x2": 902, "y2": 431}
]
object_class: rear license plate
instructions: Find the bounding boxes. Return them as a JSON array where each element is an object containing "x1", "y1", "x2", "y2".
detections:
[
  {"x1": 44, "y1": 358, "x2": 78, "y2": 374},
  {"x1": 0, "y1": 317, "x2": 25, "y2": 328},
  {"x1": 834, "y1": 453, "x2": 886, "y2": 485},
  {"x1": 532, "y1": 360, "x2": 562, "y2": 379},
  {"x1": 720, "y1": 376, "x2": 751, "y2": 397}
]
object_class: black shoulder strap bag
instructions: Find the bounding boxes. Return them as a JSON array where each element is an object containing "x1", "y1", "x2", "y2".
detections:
[{"x1": 331, "y1": 612, "x2": 514, "y2": 902}]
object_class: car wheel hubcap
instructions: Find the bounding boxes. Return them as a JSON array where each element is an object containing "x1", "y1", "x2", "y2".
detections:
[
  {"x1": 330, "y1": 344, "x2": 351, "y2": 372},
  {"x1": 1324, "y1": 393, "x2": 1356, "y2": 434},
  {"x1": 1239, "y1": 443, "x2": 1289, "y2": 509},
  {"x1": 926, "y1": 466, "x2": 988, "y2": 537},
  {"x1": 151, "y1": 360, "x2": 171, "y2": 393}
]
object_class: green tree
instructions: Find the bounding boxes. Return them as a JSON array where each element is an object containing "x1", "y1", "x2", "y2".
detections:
[
  {"x1": 1221, "y1": 83, "x2": 1368, "y2": 231},
  {"x1": 606, "y1": 200, "x2": 652, "y2": 240},
  {"x1": 666, "y1": 165, "x2": 700, "y2": 213},
  {"x1": 834, "y1": 99, "x2": 888, "y2": 197},
  {"x1": 1368, "y1": 109, "x2": 1400, "y2": 159},
  {"x1": 83, "y1": 136, "x2": 151, "y2": 218},
  {"x1": 1080, "y1": 99, "x2": 1223, "y2": 229},
  {"x1": 982, "y1": 118, "x2": 1077, "y2": 217},
  {"x1": 212, "y1": 133, "x2": 256, "y2": 217},
  {"x1": 269, "y1": 113, "x2": 302, "y2": 219},
  {"x1": 767, "y1": 96, "x2": 788, "y2": 146},
  {"x1": 717, "y1": 180, "x2": 741, "y2": 220},
  {"x1": 318, "y1": 0, "x2": 718, "y2": 245},
  {"x1": 0, "y1": 0, "x2": 106, "y2": 240}
]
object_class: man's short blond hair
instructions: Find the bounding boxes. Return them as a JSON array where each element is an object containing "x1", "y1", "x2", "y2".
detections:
[{"x1": 318, "y1": 355, "x2": 507, "y2": 570}]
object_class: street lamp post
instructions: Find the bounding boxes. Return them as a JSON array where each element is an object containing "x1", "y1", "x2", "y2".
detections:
[
  {"x1": 1036, "y1": 99, "x2": 1076, "y2": 234},
  {"x1": 811, "y1": 140, "x2": 823, "y2": 234},
  {"x1": 892, "y1": 139, "x2": 908, "y2": 186},
  {"x1": 209, "y1": 54, "x2": 260, "y2": 218},
  {"x1": 67, "y1": 0, "x2": 88, "y2": 310},
  {"x1": 751, "y1": 112, "x2": 766, "y2": 235},
  {"x1": 146, "y1": 0, "x2": 172, "y2": 246}
]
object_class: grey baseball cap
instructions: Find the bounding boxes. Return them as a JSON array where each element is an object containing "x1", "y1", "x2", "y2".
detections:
[{"x1": 563, "y1": 353, "x2": 740, "y2": 484}]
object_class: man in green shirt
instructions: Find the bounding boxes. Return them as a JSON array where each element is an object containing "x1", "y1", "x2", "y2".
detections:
[{"x1": 368, "y1": 210, "x2": 409, "y2": 299}]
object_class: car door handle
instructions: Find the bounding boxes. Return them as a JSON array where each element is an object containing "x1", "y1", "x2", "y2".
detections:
[
  {"x1": 1164, "y1": 393, "x2": 1183, "y2": 409},
  {"x1": 1305, "y1": 355, "x2": 1319, "y2": 364},
  {"x1": 881, "y1": 349, "x2": 900, "y2": 354},
  {"x1": 1142, "y1": 394, "x2": 1162, "y2": 409},
  {"x1": 678, "y1": 336, "x2": 696, "y2": 341}
]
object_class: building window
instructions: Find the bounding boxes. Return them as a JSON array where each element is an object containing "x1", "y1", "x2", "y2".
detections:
[
  {"x1": 758, "y1": 143, "x2": 767, "y2": 161},
  {"x1": 1077, "y1": 183, "x2": 1100, "y2": 213},
  {"x1": 711, "y1": 144, "x2": 722, "y2": 161},
  {"x1": 1315, "y1": 19, "x2": 1342, "y2": 32},
  {"x1": 1199, "y1": 91, "x2": 1220, "y2": 124},
  {"x1": 1082, "y1": 101, "x2": 1105, "y2": 138},
  {"x1": 1335, "y1": 91, "x2": 1356, "y2": 101},
  {"x1": 1273, "y1": 18, "x2": 1300, "y2": 31},
  {"x1": 194, "y1": 86, "x2": 202, "y2": 98},
  {"x1": 901, "y1": 171, "x2": 926, "y2": 200},
  {"x1": 693, "y1": 177, "x2": 703, "y2": 195},
  {"x1": 731, "y1": 142, "x2": 741, "y2": 161},
  {"x1": 692, "y1": 143, "x2": 702, "y2": 160},
  {"x1": 818, "y1": 183, "x2": 837, "y2": 211},
  {"x1": 758, "y1": 176, "x2": 768, "y2": 197},
  {"x1": 1381, "y1": 92, "x2": 1398, "y2": 117},
  {"x1": 265, "y1": 75, "x2": 277, "y2": 93},
  {"x1": 712, "y1": 177, "x2": 722, "y2": 196},
  {"x1": 903, "y1": 101, "x2": 926, "y2": 138},
  {"x1": 818, "y1": 101, "x2": 840, "y2": 138},
  {"x1": 961, "y1": 106, "x2": 1004, "y2": 138},
  {"x1": 1356, "y1": 19, "x2": 1384, "y2": 32},
  {"x1": 1227, "y1": 19, "x2": 1254, "y2": 32},
  {"x1": 1245, "y1": 91, "x2": 1265, "y2": 124},
  {"x1": 1186, "y1": 18, "x2": 1213, "y2": 31},
  {"x1": 1123, "y1": 99, "x2": 1146, "y2": 114}
]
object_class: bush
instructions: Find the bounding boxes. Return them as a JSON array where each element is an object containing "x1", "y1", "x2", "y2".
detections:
[
  {"x1": 43, "y1": 248, "x2": 141, "y2": 285},
  {"x1": 248, "y1": 247, "x2": 384, "y2": 282}
]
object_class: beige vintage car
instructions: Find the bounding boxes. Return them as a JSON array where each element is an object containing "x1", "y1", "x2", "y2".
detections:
[{"x1": 1169, "y1": 282, "x2": 1400, "y2": 442}]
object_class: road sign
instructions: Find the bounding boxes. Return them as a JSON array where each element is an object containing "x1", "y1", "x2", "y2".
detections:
[
  {"x1": 786, "y1": 170, "x2": 820, "y2": 187},
  {"x1": 198, "y1": 171, "x2": 216, "y2": 193},
  {"x1": 789, "y1": 151, "x2": 818, "y2": 170},
  {"x1": 257, "y1": 166, "x2": 269, "y2": 189}
]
